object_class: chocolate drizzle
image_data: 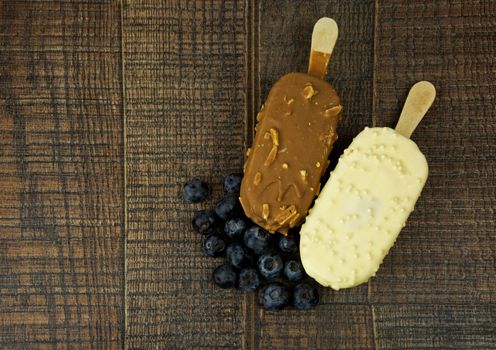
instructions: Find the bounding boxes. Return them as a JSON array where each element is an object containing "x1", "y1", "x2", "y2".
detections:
[{"x1": 256, "y1": 179, "x2": 302, "y2": 203}]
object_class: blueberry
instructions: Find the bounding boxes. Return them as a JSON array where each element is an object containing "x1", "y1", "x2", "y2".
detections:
[
  {"x1": 293, "y1": 283, "x2": 319, "y2": 310},
  {"x1": 183, "y1": 178, "x2": 209, "y2": 203},
  {"x1": 283, "y1": 260, "x2": 304, "y2": 282},
  {"x1": 258, "y1": 253, "x2": 283, "y2": 279},
  {"x1": 224, "y1": 173, "x2": 243, "y2": 194},
  {"x1": 278, "y1": 235, "x2": 298, "y2": 253},
  {"x1": 262, "y1": 282, "x2": 290, "y2": 311},
  {"x1": 224, "y1": 218, "x2": 247, "y2": 239},
  {"x1": 212, "y1": 264, "x2": 238, "y2": 289},
  {"x1": 244, "y1": 226, "x2": 272, "y2": 255},
  {"x1": 226, "y1": 243, "x2": 250, "y2": 269},
  {"x1": 204, "y1": 235, "x2": 226, "y2": 257},
  {"x1": 192, "y1": 210, "x2": 217, "y2": 235},
  {"x1": 238, "y1": 268, "x2": 261, "y2": 292},
  {"x1": 215, "y1": 195, "x2": 242, "y2": 221}
]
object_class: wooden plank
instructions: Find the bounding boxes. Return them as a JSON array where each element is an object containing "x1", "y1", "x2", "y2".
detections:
[
  {"x1": 374, "y1": 304, "x2": 496, "y2": 349},
  {"x1": 371, "y1": 1, "x2": 496, "y2": 348},
  {"x1": 254, "y1": 1, "x2": 376, "y2": 349},
  {"x1": 122, "y1": 1, "x2": 248, "y2": 348},
  {"x1": 371, "y1": 0, "x2": 496, "y2": 304},
  {"x1": 258, "y1": 304, "x2": 374, "y2": 350},
  {"x1": 0, "y1": 1, "x2": 124, "y2": 349}
]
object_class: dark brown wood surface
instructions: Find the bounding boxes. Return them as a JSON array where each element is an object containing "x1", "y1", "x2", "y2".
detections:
[
  {"x1": 0, "y1": 0, "x2": 494, "y2": 349},
  {"x1": 123, "y1": 1, "x2": 247, "y2": 349},
  {"x1": 0, "y1": 1, "x2": 125, "y2": 349}
]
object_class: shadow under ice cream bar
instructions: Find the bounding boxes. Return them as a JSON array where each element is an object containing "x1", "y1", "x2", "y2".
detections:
[
  {"x1": 240, "y1": 18, "x2": 342, "y2": 234},
  {"x1": 300, "y1": 81, "x2": 436, "y2": 290}
]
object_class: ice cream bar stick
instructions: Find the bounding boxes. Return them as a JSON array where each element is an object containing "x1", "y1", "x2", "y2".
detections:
[
  {"x1": 395, "y1": 81, "x2": 436, "y2": 138},
  {"x1": 307, "y1": 17, "x2": 338, "y2": 79}
]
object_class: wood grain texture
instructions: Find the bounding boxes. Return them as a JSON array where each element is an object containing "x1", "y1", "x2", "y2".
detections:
[
  {"x1": 0, "y1": 0, "x2": 495, "y2": 349},
  {"x1": 370, "y1": 0, "x2": 496, "y2": 348},
  {"x1": 122, "y1": 1, "x2": 248, "y2": 348},
  {"x1": 258, "y1": 304, "x2": 374, "y2": 350},
  {"x1": 0, "y1": 1, "x2": 124, "y2": 349},
  {"x1": 374, "y1": 304, "x2": 496, "y2": 349},
  {"x1": 372, "y1": 0, "x2": 496, "y2": 303}
]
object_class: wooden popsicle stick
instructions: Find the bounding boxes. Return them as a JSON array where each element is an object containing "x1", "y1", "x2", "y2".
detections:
[
  {"x1": 307, "y1": 17, "x2": 338, "y2": 79},
  {"x1": 395, "y1": 81, "x2": 436, "y2": 138}
]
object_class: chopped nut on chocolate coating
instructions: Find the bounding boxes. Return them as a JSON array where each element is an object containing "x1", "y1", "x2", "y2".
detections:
[
  {"x1": 289, "y1": 213, "x2": 300, "y2": 226},
  {"x1": 254, "y1": 172, "x2": 262, "y2": 186},
  {"x1": 274, "y1": 204, "x2": 298, "y2": 227},
  {"x1": 264, "y1": 146, "x2": 278, "y2": 166},
  {"x1": 302, "y1": 83, "x2": 318, "y2": 99},
  {"x1": 269, "y1": 128, "x2": 279, "y2": 146},
  {"x1": 262, "y1": 203, "x2": 270, "y2": 220},
  {"x1": 282, "y1": 163, "x2": 289, "y2": 170},
  {"x1": 300, "y1": 170, "x2": 307, "y2": 182},
  {"x1": 323, "y1": 105, "x2": 342, "y2": 117}
]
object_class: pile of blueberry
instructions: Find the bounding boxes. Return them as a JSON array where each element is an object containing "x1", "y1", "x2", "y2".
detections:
[{"x1": 183, "y1": 175, "x2": 319, "y2": 311}]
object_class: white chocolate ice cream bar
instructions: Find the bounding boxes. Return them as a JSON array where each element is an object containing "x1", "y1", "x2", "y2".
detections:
[{"x1": 300, "y1": 127, "x2": 428, "y2": 290}]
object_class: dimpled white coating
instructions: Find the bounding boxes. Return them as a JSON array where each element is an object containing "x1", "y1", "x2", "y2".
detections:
[{"x1": 300, "y1": 127, "x2": 428, "y2": 290}]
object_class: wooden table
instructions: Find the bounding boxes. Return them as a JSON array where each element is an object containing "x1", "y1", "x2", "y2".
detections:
[{"x1": 0, "y1": 1, "x2": 495, "y2": 349}]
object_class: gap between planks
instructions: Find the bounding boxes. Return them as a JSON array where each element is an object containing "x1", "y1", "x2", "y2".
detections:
[
  {"x1": 243, "y1": 0, "x2": 260, "y2": 349},
  {"x1": 119, "y1": 1, "x2": 128, "y2": 349}
]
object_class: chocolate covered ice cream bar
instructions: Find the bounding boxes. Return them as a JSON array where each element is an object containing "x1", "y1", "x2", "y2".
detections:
[{"x1": 240, "y1": 18, "x2": 342, "y2": 234}]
